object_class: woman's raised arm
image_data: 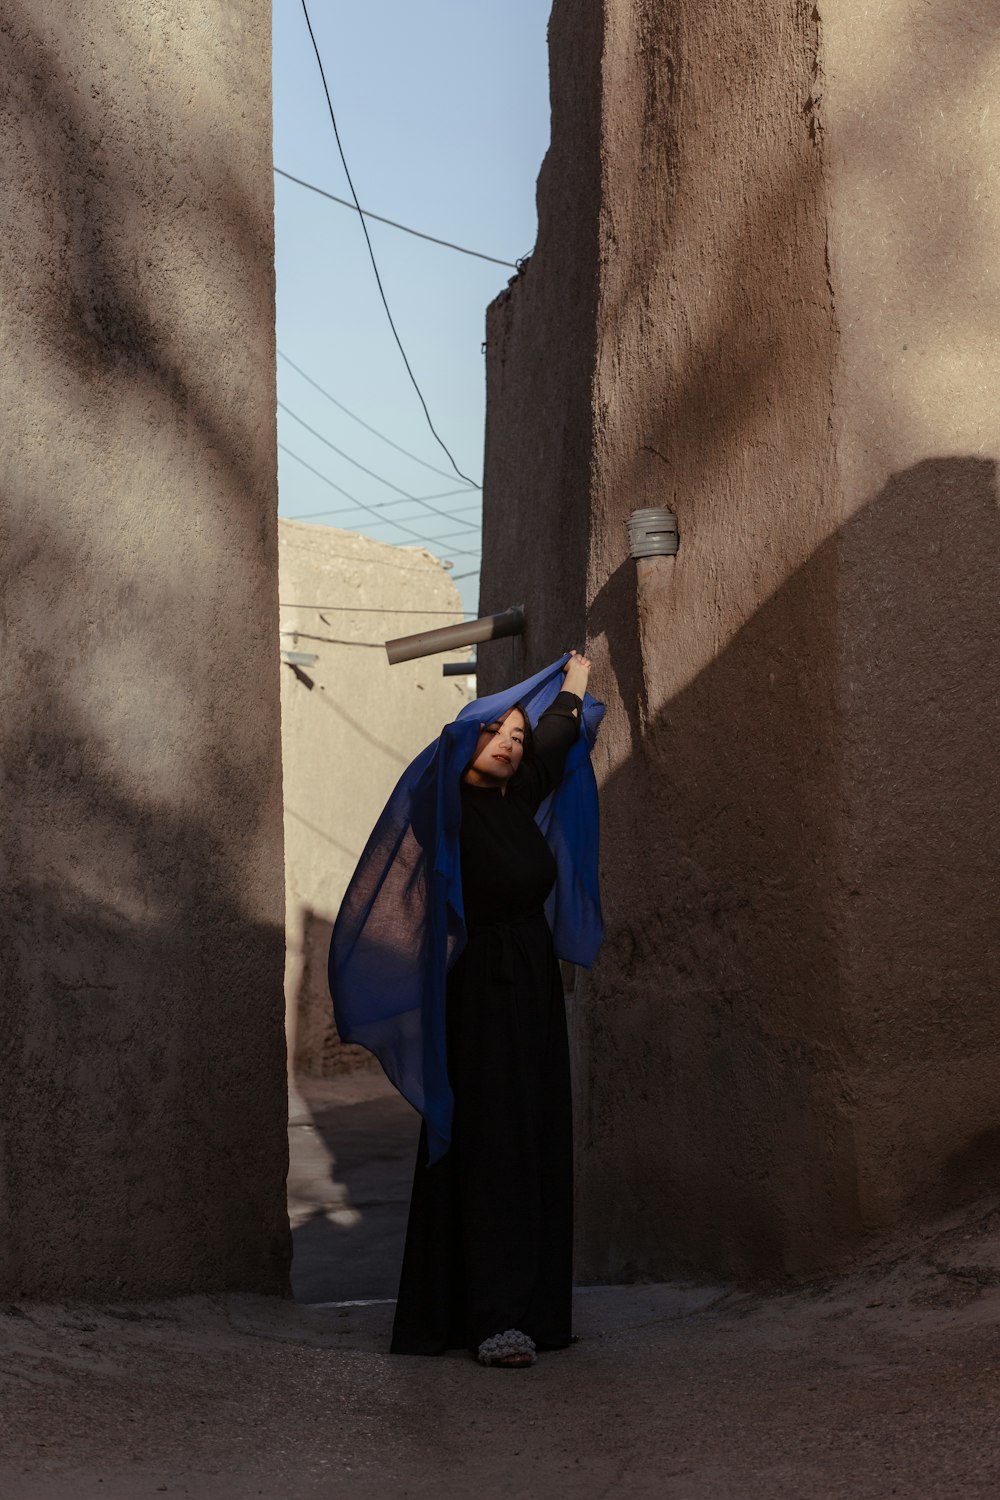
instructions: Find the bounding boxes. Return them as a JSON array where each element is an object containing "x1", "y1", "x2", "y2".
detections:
[
  {"x1": 560, "y1": 650, "x2": 591, "y2": 711},
  {"x1": 515, "y1": 652, "x2": 592, "y2": 811}
]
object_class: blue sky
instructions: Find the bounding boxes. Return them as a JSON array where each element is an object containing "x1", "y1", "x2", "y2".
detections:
[{"x1": 272, "y1": 0, "x2": 552, "y2": 617}]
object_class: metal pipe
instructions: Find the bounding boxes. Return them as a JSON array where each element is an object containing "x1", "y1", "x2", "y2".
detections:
[
  {"x1": 386, "y1": 605, "x2": 524, "y2": 665},
  {"x1": 442, "y1": 661, "x2": 477, "y2": 677},
  {"x1": 627, "y1": 506, "x2": 679, "y2": 558}
]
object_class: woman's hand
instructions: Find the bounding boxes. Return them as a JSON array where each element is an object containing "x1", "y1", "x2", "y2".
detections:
[{"x1": 562, "y1": 649, "x2": 592, "y2": 706}]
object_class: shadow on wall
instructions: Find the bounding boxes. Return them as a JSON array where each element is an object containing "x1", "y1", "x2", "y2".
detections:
[
  {"x1": 576, "y1": 455, "x2": 1000, "y2": 1283},
  {"x1": 1, "y1": 7, "x2": 288, "y2": 1297},
  {"x1": 289, "y1": 905, "x2": 379, "y2": 1079},
  {"x1": 4, "y1": 0, "x2": 274, "y2": 502},
  {"x1": 0, "y1": 667, "x2": 291, "y2": 1297},
  {"x1": 476, "y1": 0, "x2": 1000, "y2": 1288}
]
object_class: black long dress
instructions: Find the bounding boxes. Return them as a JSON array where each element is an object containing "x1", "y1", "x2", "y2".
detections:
[{"x1": 390, "y1": 691, "x2": 583, "y2": 1356}]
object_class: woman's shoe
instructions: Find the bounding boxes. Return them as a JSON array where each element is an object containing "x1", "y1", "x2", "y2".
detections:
[{"x1": 477, "y1": 1329, "x2": 537, "y2": 1368}]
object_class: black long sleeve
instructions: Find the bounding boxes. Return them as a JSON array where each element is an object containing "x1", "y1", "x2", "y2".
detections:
[{"x1": 512, "y1": 691, "x2": 582, "y2": 813}]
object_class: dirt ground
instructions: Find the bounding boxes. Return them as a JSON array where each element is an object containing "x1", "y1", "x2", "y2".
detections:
[{"x1": 5, "y1": 1075, "x2": 1000, "y2": 1498}]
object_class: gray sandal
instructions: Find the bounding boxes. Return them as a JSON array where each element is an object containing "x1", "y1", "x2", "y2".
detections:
[{"x1": 477, "y1": 1329, "x2": 537, "y2": 1368}]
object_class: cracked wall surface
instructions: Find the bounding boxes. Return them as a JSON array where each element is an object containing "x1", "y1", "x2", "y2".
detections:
[
  {"x1": 480, "y1": 0, "x2": 1000, "y2": 1280},
  {"x1": 0, "y1": 0, "x2": 289, "y2": 1296}
]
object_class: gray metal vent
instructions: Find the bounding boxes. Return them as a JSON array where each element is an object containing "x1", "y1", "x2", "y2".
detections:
[{"x1": 627, "y1": 507, "x2": 679, "y2": 559}]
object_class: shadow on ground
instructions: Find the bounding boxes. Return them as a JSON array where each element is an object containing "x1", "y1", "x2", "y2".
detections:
[
  {"x1": 6, "y1": 1204, "x2": 1000, "y2": 1497},
  {"x1": 287, "y1": 1073, "x2": 419, "y2": 1304}
]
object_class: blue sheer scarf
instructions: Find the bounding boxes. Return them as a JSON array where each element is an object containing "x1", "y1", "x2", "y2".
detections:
[{"x1": 328, "y1": 655, "x2": 605, "y2": 1162}]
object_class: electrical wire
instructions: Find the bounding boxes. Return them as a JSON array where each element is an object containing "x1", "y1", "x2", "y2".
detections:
[
  {"x1": 277, "y1": 443, "x2": 483, "y2": 557},
  {"x1": 288, "y1": 501, "x2": 478, "y2": 525},
  {"x1": 280, "y1": 441, "x2": 482, "y2": 555},
  {"x1": 297, "y1": 0, "x2": 477, "y2": 488},
  {"x1": 274, "y1": 169, "x2": 516, "y2": 271},
  {"x1": 278, "y1": 350, "x2": 481, "y2": 490},
  {"x1": 278, "y1": 401, "x2": 433, "y2": 499},
  {"x1": 289, "y1": 512, "x2": 478, "y2": 546},
  {"x1": 279, "y1": 448, "x2": 481, "y2": 554},
  {"x1": 283, "y1": 630, "x2": 386, "y2": 649},
  {"x1": 279, "y1": 533, "x2": 478, "y2": 575},
  {"x1": 279, "y1": 444, "x2": 474, "y2": 521},
  {"x1": 278, "y1": 443, "x2": 481, "y2": 549},
  {"x1": 278, "y1": 404, "x2": 483, "y2": 532},
  {"x1": 407, "y1": 525, "x2": 480, "y2": 545},
  {"x1": 280, "y1": 602, "x2": 476, "y2": 616}
]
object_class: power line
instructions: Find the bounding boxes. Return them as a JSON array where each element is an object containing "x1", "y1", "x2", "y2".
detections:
[
  {"x1": 285, "y1": 630, "x2": 385, "y2": 649},
  {"x1": 278, "y1": 404, "x2": 483, "y2": 533},
  {"x1": 281, "y1": 602, "x2": 477, "y2": 616},
  {"x1": 288, "y1": 502, "x2": 478, "y2": 526},
  {"x1": 278, "y1": 534, "x2": 477, "y2": 576},
  {"x1": 274, "y1": 169, "x2": 516, "y2": 271},
  {"x1": 278, "y1": 441, "x2": 481, "y2": 548},
  {"x1": 279, "y1": 444, "x2": 474, "y2": 521},
  {"x1": 278, "y1": 350, "x2": 481, "y2": 490},
  {"x1": 449, "y1": 569, "x2": 481, "y2": 582},
  {"x1": 279, "y1": 442, "x2": 367, "y2": 509},
  {"x1": 287, "y1": 506, "x2": 477, "y2": 546},
  {"x1": 297, "y1": 0, "x2": 477, "y2": 489},
  {"x1": 278, "y1": 401, "x2": 424, "y2": 498},
  {"x1": 287, "y1": 503, "x2": 480, "y2": 531},
  {"x1": 408, "y1": 524, "x2": 480, "y2": 545},
  {"x1": 293, "y1": 510, "x2": 477, "y2": 546},
  {"x1": 277, "y1": 434, "x2": 480, "y2": 557}
]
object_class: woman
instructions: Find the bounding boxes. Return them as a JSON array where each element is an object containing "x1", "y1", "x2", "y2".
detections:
[{"x1": 330, "y1": 652, "x2": 602, "y2": 1369}]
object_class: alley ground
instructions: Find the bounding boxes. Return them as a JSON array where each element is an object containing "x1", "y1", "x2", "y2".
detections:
[{"x1": 4, "y1": 1074, "x2": 1000, "y2": 1499}]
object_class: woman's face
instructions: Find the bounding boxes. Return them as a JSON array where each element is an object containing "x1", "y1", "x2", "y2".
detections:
[{"x1": 466, "y1": 708, "x2": 526, "y2": 787}]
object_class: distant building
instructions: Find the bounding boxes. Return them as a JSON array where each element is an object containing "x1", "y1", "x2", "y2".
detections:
[{"x1": 279, "y1": 520, "x2": 471, "y2": 1080}]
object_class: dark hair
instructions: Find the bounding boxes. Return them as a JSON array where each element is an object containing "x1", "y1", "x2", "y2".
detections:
[
  {"x1": 476, "y1": 703, "x2": 535, "y2": 765},
  {"x1": 504, "y1": 703, "x2": 535, "y2": 765},
  {"x1": 460, "y1": 704, "x2": 536, "y2": 787}
]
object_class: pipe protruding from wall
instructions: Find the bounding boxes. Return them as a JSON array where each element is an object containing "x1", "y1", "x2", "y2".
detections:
[
  {"x1": 385, "y1": 605, "x2": 524, "y2": 665},
  {"x1": 627, "y1": 507, "x2": 679, "y2": 558},
  {"x1": 630, "y1": 508, "x2": 679, "y2": 721}
]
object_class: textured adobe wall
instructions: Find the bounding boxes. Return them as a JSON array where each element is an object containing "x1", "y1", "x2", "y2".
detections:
[
  {"x1": 481, "y1": 0, "x2": 1000, "y2": 1281},
  {"x1": 278, "y1": 521, "x2": 469, "y2": 1079},
  {"x1": 479, "y1": 0, "x2": 604, "y2": 670},
  {"x1": 0, "y1": 0, "x2": 289, "y2": 1296},
  {"x1": 823, "y1": 0, "x2": 1000, "y2": 1226},
  {"x1": 484, "y1": 0, "x2": 852, "y2": 1280},
  {"x1": 575, "y1": 0, "x2": 852, "y2": 1282}
]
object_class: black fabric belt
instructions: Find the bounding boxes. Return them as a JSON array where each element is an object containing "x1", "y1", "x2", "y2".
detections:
[{"x1": 466, "y1": 911, "x2": 548, "y2": 983}]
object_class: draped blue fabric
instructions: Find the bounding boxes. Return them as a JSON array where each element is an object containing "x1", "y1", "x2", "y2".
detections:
[{"x1": 329, "y1": 655, "x2": 605, "y2": 1162}]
